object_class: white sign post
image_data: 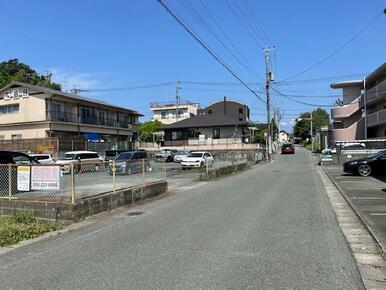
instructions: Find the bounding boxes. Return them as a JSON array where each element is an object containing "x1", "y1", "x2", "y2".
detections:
[
  {"x1": 31, "y1": 166, "x2": 60, "y2": 190},
  {"x1": 17, "y1": 166, "x2": 31, "y2": 191}
]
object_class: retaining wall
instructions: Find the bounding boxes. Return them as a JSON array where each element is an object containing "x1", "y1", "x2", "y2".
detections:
[{"x1": 0, "y1": 181, "x2": 167, "y2": 223}]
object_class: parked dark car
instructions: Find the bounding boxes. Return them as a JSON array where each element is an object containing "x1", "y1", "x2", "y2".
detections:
[
  {"x1": 104, "y1": 149, "x2": 132, "y2": 162},
  {"x1": 343, "y1": 150, "x2": 386, "y2": 177},
  {"x1": 108, "y1": 150, "x2": 151, "y2": 175},
  {"x1": 0, "y1": 151, "x2": 40, "y2": 165},
  {"x1": 0, "y1": 151, "x2": 40, "y2": 195},
  {"x1": 281, "y1": 143, "x2": 295, "y2": 154}
]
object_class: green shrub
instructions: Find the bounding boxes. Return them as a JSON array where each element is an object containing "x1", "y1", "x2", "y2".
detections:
[
  {"x1": 12, "y1": 209, "x2": 36, "y2": 224},
  {"x1": 0, "y1": 215, "x2": 62, "y2": 247}
]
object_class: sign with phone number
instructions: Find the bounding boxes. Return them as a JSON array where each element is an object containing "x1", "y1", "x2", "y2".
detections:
[{"x1": 31, "y1": 166, "x2": 60, "y2": 190}]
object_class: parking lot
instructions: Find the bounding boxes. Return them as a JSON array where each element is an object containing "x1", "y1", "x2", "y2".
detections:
[
  {"x1": 324, "y1": 164, "x2": 386, "y2": 250},
  {"x1": 0, "y1": 160, "x2": 209, "y2": 201}
]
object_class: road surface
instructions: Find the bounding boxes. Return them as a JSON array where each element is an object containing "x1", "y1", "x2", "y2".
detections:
[{"x1": 0, "y1": 148, "x2": 364, "y2": 289}]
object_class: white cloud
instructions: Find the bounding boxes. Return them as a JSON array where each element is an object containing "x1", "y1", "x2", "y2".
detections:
[{"x1": 49, "y1": 68, "x2": 99, "y2": 92}]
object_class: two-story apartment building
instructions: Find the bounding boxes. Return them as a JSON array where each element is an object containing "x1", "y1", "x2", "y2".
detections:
[
  {"x1": 0, "y1": 81, "x2": 142, "y2": 149},
  {"x1": 163, "y1": 97, "x2": 251, "y2": 146},
  {"x1": 150, "y1": 101, "x2": 200, "y2": 124},
  {"x1": 330, "y1": 62, "x2": 386, "y2": 143}
]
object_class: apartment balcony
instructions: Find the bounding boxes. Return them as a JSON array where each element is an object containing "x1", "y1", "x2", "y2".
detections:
[
  {"x1": 331, "y1": 117, "x2": 365, "y2": 142},
  {"x1": 47, "y1": 111, "x2": 133, "y2": 129},
  {"x1": 367, "y1": 108, "x2": 386, "y2": 127},
  {"x1": 366, "y1": 79, "x2": 386, "y2": 105},
  {"x1": 331, "y1": 96, "x2": 363, "y2": 119}
]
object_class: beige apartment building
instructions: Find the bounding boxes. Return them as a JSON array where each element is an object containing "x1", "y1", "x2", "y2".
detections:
[
  {"x1": 0, "y1": 81, "x2": 142, "y2": 149},
  {"x1": 150, "y1": 100, "x2": 200, "y2": 124},
  {"x1": 330, "y1": 62, "x2": 386, "y2": 143}
]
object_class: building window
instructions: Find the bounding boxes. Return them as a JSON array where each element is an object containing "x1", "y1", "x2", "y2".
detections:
[
  {"x1": 208, "y1": 109, "x2": 213, "y2": 114},
  {"x1": 161, "y1": 112, "x2": 168, "y2": 119},
  {"x1": 171, "y1": 131, "x2": 183, "y2": 140},
  {"x1": 11, "y1": 134, "x2": 22, "y2": 140},
  {"x1": 0, "y1": 135, "x2": 4, "y2": 141},
  {"x1": 239, "y1": 108, "x2": 243, "y2": 120},
  {"x1": 0, "y1": 104, "x2": 19, "y2": 115},
  {"x1": 99, "y1": 110, "x2": 107, "y2": 125},
  {"x1": 213, "y1": 128, "x2": 220, "y2": 139},
  {"x1": 188, "y1": 130, "x2": 195, "y2": 138}
]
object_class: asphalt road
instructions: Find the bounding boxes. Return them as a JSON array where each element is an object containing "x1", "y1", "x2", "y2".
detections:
[{"x1": 0, "y1": 148, "x2": 364, "y2": 289}]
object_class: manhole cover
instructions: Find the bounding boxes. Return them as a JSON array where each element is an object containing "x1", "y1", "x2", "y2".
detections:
[{"x1": 127, "y1": 211, "x2": 144, "y2": 216}]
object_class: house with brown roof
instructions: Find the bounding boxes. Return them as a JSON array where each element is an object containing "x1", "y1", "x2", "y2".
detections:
[{"x1": 162, "y1": 97, "x2": 251, "y2": 147}]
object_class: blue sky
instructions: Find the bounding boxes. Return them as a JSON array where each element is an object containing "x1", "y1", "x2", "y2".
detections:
[{"x1": 0, "y1": 0, "x2": 385, "y2": 131}]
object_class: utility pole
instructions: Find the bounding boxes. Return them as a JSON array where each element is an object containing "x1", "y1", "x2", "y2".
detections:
[
  {"x1": 264, "y1": 47, "x2": 273, "y2": 162},
  {"x1": 363, "y1": 77, "x2": 368, "y2": 139},
  {"x1": 175, "y1": 80, "x2": 181, "y2": 122},
  {"x1": 310, "y1": 111, "x2": 314, "y2": 152}
]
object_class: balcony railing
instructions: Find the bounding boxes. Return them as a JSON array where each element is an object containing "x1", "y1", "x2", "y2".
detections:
[
  {"x1": 367, "y1": 108, "x2": 386, "y2": 127},
  {"x1": 331, "y1": 95, "x2": 363, "y2": 119},
  {"x1": 366, "y1": 79, "x2": 386, "y2": 104},
  {"x1": 150, "y1": 100, "x2": 200, "y2": 109},
  {"x1": 47, "y1": 111, "x2": 134, "y2": 129},
  {"x1": 331, "y1": 117, "x2": 365, "y2": 142}
]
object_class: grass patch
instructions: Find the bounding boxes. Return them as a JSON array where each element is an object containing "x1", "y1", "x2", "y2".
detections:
[
  {"x1": 304, "y1": 143, "x2": 312, "y2": 151},
  {"x1": 0, "y1": 209, "x2": 63, "y2": 247}
]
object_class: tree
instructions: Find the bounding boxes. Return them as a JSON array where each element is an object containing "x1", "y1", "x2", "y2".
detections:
[
  {"x1": 0, "y1": 59, "x2": 61, "y2": 90},
  {"x1": 293, "y1": 108, "x2": 330, "y2": 141},
  {"x1": 138, "y1": 120, "x2": 164, "y2": 142}
]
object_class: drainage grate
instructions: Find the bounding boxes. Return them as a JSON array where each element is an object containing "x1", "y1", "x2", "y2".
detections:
[{"x1": 127, "y1": 211, "x2": 144, "y2": 216}]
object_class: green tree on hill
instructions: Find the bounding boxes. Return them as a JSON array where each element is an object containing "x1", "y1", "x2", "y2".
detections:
[{"x1": 0, "y1": 58, "x2": 61, "y2": 90}]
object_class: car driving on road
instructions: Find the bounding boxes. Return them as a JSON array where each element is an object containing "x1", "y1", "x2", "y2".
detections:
[
  {"x1": 343, "y1": 150, "x2": 386, "y2": 177},
  {"x1": 181, "y1": 151, "x2": 214, "y2": 169},
  {"x1": 281, "y1": 143, "x2": 295, "y2": 154}
]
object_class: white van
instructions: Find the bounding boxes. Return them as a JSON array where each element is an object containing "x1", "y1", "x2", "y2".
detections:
[{"x1": 56, "y1": 151, "x2": 103, "y2": 173}]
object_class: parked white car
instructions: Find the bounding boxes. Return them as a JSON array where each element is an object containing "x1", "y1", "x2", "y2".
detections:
[
  {"x1": 29, "y1": 153, "x2": 55, "y2": 164},
  {"x1": 173, "y1": 150, "x2": 190, "y2": 162},
  {"x1": 181, "y1": 151, "x2": 214, "y2": 169},
  {"x1": 56, "y1": 151, "x2": 103, "y2": 173},
  {"x1": 322, "y1": 143, "x2": 366, "y2": 155}
]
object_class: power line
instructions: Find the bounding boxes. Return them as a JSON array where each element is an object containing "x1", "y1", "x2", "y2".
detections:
[
  {"x1": 283, "y1": 10, "x2": 384, "y2": 81},
  {"x1": 156, "y1": 0, "x2": 278, "y2": 113},
  {"x1": 197, "y1": 0, "x2": 264, "y2": 80},
  {"x1": 225, "y1": 0, "x2": 265, "y2": 49},
  {"x1": 271, "y1": 86, "x2": 335, "y2": 108},
  {"x1": 179, "y1": 0, "x2": 262, "y2": 80},
  {"x1": 240, "y1": 0, "x2": 273, "y2": 46},
  {"x1": 76, "y1": 82, "x2": 175, "y2": 92}
]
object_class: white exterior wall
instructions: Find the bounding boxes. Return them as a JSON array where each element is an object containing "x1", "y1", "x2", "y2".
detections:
[{"x1": 151, "y1": 104, "x2": 199, "y2": 124}]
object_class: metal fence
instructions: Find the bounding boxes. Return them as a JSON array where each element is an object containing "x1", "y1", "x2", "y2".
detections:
[
  {"x1": 0, "y1": 160, "x2": 166, "y2": 203},
  {"x1": 0, "y1": 152, "x2": 251, "y2": 203}
]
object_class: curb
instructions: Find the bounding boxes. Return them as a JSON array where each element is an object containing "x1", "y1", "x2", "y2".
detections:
[{"x1": 321, "y1": 164, "x2": 386, "y2": 258}]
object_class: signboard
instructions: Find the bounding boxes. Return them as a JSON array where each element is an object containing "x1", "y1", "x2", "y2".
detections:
[
  {"x1": 321, "y1": 154, "x2": 333, "y2": 162},
  {"x1": 31, "y1": 166, "x2": 60, "y2": 190},
  {"x1": 263, "y1": 132, "x2": 268, "y2": 141},
  {"x1": 17, "y1": 166, "x2": 31, "y2": 191}
]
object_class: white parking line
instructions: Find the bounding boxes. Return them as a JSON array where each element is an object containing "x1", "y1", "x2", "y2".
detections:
[
  {"x1": 345, "y1": 188, "x2": 386, "y2": 190},
  {"x1": 351, "y1": 197, "x2": 386, "y2": 200},
  {"x1": 369, "y1": 213, "x2": 386, "y2": 216}
]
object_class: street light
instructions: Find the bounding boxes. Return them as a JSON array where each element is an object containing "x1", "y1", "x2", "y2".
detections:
[{"x1": 295, "y1": 112, "x2": 314, "y2": 152}]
